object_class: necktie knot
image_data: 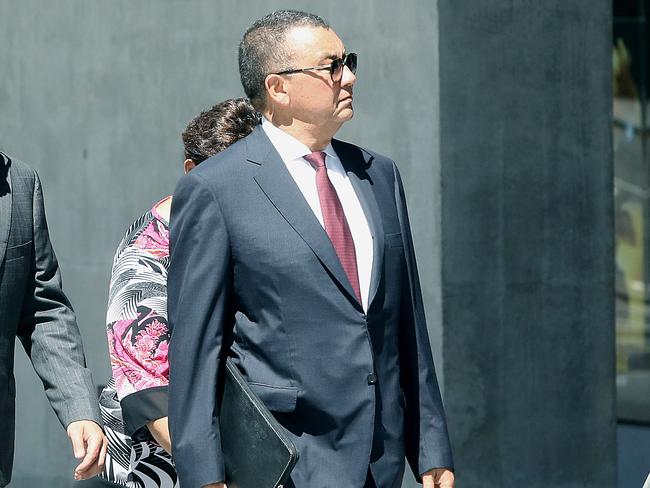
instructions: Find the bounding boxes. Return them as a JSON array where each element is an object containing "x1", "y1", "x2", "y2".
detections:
[{"x1": 304, "y1": 151, "x2": 327, "y2": 170}]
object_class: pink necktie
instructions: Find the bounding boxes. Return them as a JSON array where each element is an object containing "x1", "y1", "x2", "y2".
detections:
[{"x1": 304, "y1": 151, "x2": 361, "y2": 303}]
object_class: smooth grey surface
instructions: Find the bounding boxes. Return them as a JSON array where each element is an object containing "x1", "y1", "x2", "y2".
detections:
[
  {"x1": 618, "y1": 424, "x2": 650, "y2": 488},
  {"x1": 438, "y1": 1, "x2": 616, "y2": 487},
  {"x1": 0, "y1": 2, "x2": 439, "y2": 486}
]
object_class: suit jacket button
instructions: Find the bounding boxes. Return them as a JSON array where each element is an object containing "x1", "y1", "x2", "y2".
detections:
[{"x1": 367, "y1": 373, "x2": 378, "y2": 385}]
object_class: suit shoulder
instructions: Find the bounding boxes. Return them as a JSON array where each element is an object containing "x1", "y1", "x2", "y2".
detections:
[
  {"x1": 173, "y1": 136, "x2": 251, "y2": 204},
  {"x1": 189, "y1": 135, "x2": 249, "y2": 180},
  {"x1": 3, "y1": 152, "x2": 37, "y2": 189}
]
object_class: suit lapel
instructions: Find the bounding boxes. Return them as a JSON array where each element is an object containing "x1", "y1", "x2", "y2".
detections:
[
  {"x1": 332, "y1": 139, "x2": 385, "y2": 310},
  {"x1": 0, "y1": 153, "x2": 12, "y2": 266},
  {"x1": 247, "y1": 127, "x2": 362, "y2": 310}
]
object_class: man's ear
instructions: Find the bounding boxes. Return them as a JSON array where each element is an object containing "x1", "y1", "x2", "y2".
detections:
[
  {"x1": 183, "y1": 159, "x2": 197, "y2": 174},
  {"x1": 264, "y1": 74, "x2": 290, "y2": 108}
]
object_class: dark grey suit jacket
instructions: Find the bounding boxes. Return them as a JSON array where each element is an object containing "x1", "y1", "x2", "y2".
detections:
[
  {"x1": 0, "y1": 152, "x2": 101, "y2": 487},
  {"x1": 168, "y1": 127, "x2": 453, "y2": 488}
]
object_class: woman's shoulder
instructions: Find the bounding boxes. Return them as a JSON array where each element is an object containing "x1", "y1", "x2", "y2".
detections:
[
  {"x1": 114, "y1": 197, "x2": 171, "y2": 262},
  {"x1": 151, "y1": 195, "x2": 172, "y2": 225}
]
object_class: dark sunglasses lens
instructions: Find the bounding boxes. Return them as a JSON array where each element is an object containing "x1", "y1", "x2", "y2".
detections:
[
  {"x1": 331, "y1": 54, "x2": 357, "y2": 81},
  {"x1": 346, "y1": 53, "x2": 357, "y2": 74},
  {"x1": 331, "y1": 58, "x2": 344, "y2": 80}
]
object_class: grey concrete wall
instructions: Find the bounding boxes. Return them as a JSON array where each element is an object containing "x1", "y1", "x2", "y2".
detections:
[
  {"x1": 0, "y1": 1, "x2": 440, "y2": 486},
  {"x1": 438, "y1": 1, "x2": 616, "y2": 487}
]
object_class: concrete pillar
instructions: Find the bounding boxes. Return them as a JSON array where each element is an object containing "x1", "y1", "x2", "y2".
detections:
[{"x1": 438, "y1": 1, "x2": 616, "y2": 486}]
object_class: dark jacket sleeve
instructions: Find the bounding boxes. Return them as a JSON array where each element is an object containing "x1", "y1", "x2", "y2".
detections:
[
  {"x1": 167, "y1": 171, "x2": 232, "y2": 487},
  {"x1": 392, "y1": 162, "x2": 454, "y2": 477},
  {"x1": 16, "y1": 170, "x2": 101, "y2": 428}
]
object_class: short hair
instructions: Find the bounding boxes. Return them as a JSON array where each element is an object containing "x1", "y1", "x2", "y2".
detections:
[
  {"x1": 239, "y1": 10, "x2": 330, "y2": 111},
  {"x1": 181, "y1": 98, "x2": 259, "y2": 164}
]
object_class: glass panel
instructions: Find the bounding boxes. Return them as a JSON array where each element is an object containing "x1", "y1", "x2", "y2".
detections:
[{"x1": 614, "y1": 0, "x2": 650, "y2": 424}]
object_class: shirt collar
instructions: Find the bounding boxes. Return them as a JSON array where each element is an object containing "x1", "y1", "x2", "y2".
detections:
[{"x1": 261, "y1": 117, "x2": 338, "y2": 163}]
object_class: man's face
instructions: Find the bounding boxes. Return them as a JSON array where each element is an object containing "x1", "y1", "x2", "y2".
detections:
[{"x1": 280, "y1": 26, "x2": 356, "y2": 129}]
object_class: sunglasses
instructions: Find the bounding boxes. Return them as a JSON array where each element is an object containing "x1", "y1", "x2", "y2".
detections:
[{"x1": 273, "y1": 53, "x2": 358, "y2": 83}]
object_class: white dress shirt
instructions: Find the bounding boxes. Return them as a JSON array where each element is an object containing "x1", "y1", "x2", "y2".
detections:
[{"x1": 261, "y1": 117, "x2": 374, "y2": 311}]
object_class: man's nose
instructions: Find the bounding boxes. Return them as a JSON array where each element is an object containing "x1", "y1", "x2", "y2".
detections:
[{"x1": 341, "y1": 64, "x2": 356, "y2": 86}]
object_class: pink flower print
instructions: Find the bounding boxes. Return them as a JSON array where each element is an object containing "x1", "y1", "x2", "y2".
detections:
[
  {"x1": 151, "y1": 340, "x2": 170, "y2": 379},
  {"x1": 134, "y1": 221, "x2": 170, "y2": 259},
  {"x1": 144, "y1": 319, "x2": 168, "y2": 342},
  {"x1": 136, "y1": 334, "x2": 156, "y2": 357},
  {"x1": 109, "y1": 320, "x2": 139, "y2": 397},
  {"x1": 108, "y1": 307, "x2": 171, "y2": 396}
]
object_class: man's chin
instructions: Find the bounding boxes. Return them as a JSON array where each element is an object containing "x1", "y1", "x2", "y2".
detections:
[{"x1": 337, "y1": 107, "x2": 354, "y2": 121}]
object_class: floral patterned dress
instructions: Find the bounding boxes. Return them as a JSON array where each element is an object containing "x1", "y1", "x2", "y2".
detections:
[{"x1": 99, "y1": 197, "x2": 178, "y2": 488}]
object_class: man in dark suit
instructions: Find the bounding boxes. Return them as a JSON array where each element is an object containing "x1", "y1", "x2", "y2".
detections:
[
  {"x1": 168, "y1": 10, "x2": 454, "y2": 488},
  {"x1": 0, "y1": 152, "x2": 107, "y2": 486}
]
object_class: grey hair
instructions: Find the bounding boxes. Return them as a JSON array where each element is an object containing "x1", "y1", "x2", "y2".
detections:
[{"x1": 238, "y1": 10, "x2": 330, "y2": 111}]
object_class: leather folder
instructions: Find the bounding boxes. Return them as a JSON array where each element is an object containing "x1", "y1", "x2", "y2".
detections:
[{"x1": 219, "y1": 357, "x2": 299, "y2": 488}]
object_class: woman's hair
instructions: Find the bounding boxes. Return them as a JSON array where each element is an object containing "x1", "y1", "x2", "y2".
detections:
[{"x1": 181, "y1": 97, "x2": 259, "y2": 164}]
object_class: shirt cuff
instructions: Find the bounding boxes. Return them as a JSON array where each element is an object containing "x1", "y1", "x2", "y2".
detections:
[{"x1": 120, "y1": 385, "x2": 168, "y2": 436}]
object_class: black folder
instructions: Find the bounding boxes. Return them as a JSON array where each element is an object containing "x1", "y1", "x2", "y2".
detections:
[{"x1": 219, "y1": 357, "x2": 299, "y2": 488}]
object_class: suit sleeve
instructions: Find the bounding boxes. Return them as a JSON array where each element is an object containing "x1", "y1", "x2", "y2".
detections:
[
  {"x1": 167, "y1": 171, "x2": 231, "y2": 487},
  {"x1": 16, "y1": 170, "x2": 101, "y2": 428},
  {"x1": 392, "y1": 162, "x2": 454, "y2": 477}
]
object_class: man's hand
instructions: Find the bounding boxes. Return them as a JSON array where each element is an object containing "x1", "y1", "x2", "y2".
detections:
[
  {"x1": 66, "y1": 420, "x2": 107, "y2": 480},
  {"x1": 422, "y1": 468, "x2": 455, "y2": 488}
]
